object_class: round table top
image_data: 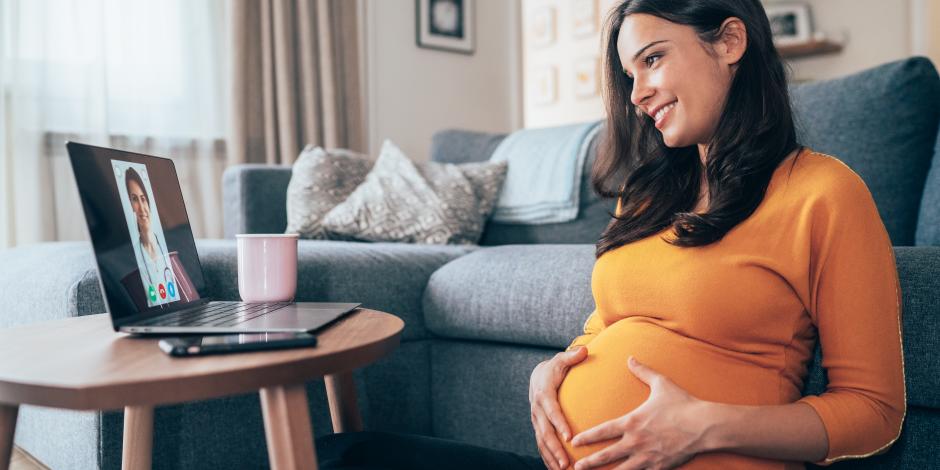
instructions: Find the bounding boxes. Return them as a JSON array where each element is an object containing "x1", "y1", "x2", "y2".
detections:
[{"x1": 0, "y1": 309, "x2": 403, "y2": 410}]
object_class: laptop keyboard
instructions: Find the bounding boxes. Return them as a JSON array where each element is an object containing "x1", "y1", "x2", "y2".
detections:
[{"x1": 139, "y1": 301, "x2": 292, "y2": 328}]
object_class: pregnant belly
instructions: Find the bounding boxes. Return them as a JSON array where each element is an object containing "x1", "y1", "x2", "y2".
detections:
[{"x1": 557, "y1": 319, "x2": 803, "y2": 470}]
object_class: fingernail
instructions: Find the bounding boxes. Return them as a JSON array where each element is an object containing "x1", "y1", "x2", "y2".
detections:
[{"x1": 558, "y1": 459, "x2": 565, "y2": 468}]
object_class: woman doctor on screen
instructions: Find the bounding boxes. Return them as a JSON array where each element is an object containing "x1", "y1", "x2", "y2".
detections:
[{"x1": 125, "y1": 167, "x2": 175, "y2": 301}]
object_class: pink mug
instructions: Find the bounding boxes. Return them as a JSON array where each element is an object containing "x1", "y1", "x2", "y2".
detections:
[{"x1": 236, "y1": 233, "x2": 299, "y2": 303}]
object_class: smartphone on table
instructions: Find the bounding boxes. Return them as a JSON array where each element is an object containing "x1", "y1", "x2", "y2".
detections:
[{"x1": 158, "y1": 332, "x2": 317, "y2": 357}]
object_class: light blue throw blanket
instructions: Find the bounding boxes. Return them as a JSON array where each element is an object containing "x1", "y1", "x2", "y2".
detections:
[{"x1": 489, "y1": 120, "x2": 601, "y2": 224}]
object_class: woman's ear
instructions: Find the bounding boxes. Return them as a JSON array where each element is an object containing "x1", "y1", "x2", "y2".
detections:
[{"x1": 717, "y1": 17, "x2": 747, "y2": 66}]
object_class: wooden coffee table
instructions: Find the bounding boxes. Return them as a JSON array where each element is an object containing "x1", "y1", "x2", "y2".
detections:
[{"x1": 0, "y1": 308, "x2": 403, "y2": 470}]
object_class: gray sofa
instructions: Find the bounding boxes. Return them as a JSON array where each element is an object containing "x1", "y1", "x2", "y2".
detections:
[{"x1": 2, "y1": 57, "x2": 938, "y2": 469}]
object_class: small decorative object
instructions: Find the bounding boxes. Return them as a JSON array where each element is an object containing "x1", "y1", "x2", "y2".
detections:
[
  {"x1": 533, "y1": 66, "x2": 557, "y2": 105},
  {"x1": 573, "y1": 57, "x2": 599, "y2": 98},
  {"x1": 571, "y1": 0, "x2": 598, "y2": 38},
  {"x1": 531, "y1": 6, "x2": 556, "y2": 48},
  {"x1": 416, "y1": 0, "x2": 475, "y2": 54},
  {"x1": 764, "y1": 3, "x2": 813, "y2": 46}
]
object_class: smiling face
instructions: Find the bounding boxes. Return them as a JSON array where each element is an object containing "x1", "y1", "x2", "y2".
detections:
[
  {"x1": 127, "y1": 179, "x2": 151, "y2": 237},
  {"x1": 618, "y1": 13, "x2": 744, "y2": 148}
]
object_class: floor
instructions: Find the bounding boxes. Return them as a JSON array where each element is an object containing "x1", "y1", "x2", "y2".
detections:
[{"x1": 10, "y1": 447, "x2": 48, "y2": 470}]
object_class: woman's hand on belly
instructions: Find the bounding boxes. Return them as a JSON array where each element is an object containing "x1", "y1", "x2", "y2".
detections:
[
  {"x1": 569, "y1": 357, "x2": 711, "y2": 470},
  {"x1": 529, "y1": 346, "x2": 589, "y2": 470}
]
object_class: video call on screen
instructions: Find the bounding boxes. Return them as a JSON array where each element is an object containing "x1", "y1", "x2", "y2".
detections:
[{"x1": 69, "y1": 144, "x2": 205, "y2": 320}]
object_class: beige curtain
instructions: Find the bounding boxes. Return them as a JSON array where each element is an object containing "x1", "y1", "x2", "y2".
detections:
[{"x1": 228, "y1": 0, "x2": 365, "y2": 166}]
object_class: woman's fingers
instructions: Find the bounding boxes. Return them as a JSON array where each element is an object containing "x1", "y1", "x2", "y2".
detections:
[
  {"x1": 541, "y1": 395, "x2": 573, "y2": 442},
  {"x1": 534, "y1": 409, "x2": 569, "y2": 470},
  {"x1": 533, "y1": 419, "x2": 562, "y2": 470},
  {"x1": 534, "y1": 431, "x2": 559, "y2": 470},
  {"x1": 557, "y1": 346, "x2": 588, "y2": 367},
  {"x1": 574, "y1": 439, "x2": 630, "y2": 470},
  {"x1": 572, "y1": 416, "x2": 624, "y2": 447}
]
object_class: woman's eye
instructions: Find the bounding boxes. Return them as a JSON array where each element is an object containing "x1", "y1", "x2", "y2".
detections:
[{"x1": 645, "y1": 54, "x2": 661, "y2": 67}]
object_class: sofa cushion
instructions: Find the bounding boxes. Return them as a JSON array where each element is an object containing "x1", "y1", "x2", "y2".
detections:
[
  {"x1": 915, "y1": 118, "x2": 940, "y2": 245},
  {"x1": 790, "y1": 57, "x2": 940, "y2": 246},
  {"x1": 196, "y1": 239, "x2": 474, "y2": 340},
  {"x1": 424, "y1": 245, "x2": 595, "y2": 348},
  {"x1": 430, "y1": 130, "x2": 617, "y2": 245}
]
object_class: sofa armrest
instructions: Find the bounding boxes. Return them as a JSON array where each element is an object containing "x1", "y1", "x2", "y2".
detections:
[
  {"x1": 0, "y1": 242, "x2": 105, "y2": 328},
  {"x1": 222, "y1": 164, "x2": 293, "y2": 238}
]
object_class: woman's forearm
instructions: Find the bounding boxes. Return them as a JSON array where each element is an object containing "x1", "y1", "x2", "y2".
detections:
[{"x1": 698, "y1": 401, "x2": 829, "y2": 463}]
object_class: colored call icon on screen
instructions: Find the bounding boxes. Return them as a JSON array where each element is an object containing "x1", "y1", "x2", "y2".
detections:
[
  {"x1": 148, "y1": 285, "x2": 157, "y2": 302},
  {"x1": 158, "y1": 284, "x2": 167, "y2": 299}
]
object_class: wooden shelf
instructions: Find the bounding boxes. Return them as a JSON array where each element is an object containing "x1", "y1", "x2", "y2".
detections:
[{"x1": 777, "y1": 39, "x2": 843, "y2": 59}]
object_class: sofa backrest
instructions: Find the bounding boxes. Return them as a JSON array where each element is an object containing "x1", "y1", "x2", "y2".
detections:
[
  {"x1": 434, "y1": 57, "x2": 940, "y2": 247},
  {"x1": 915, "y1": 116, "x2": 940, "y2": 245},
  {"x1": 431, "y1": 129, "x2": 617, "y2": 246},
  {"x1": 790, "y1": 57, "x2": 940, "y2": 246}
]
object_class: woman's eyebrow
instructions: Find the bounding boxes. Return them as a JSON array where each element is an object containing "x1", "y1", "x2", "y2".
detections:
[
  {"x1": 631, "y1": 40, "x2": 669, "y2": 62},
  {"x1": 623, "y1": 39, "x2": 670, "y2": 76}
]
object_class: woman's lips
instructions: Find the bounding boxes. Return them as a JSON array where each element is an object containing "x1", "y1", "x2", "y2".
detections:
[{"x1": 654, "y1": 101, "x2": 677, "y2": 130}]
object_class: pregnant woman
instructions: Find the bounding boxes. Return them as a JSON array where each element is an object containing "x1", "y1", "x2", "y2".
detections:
[{"x1": 318, "y1": 0, "x2": 905, "y2": 468}]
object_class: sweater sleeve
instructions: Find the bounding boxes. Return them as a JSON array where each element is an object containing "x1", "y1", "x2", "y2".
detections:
[
  {"x1": 566, "y1": 309, "x2": 606, "y2": 351},
  {"x1": 796, "y1": 164, "x2": 906, "y2": 466}
]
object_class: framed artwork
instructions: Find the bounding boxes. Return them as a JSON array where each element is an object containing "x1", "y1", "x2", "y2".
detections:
[
  {"x1": 531, "y1": 6, "x2": 556, "y2": 48},
  {"x1": 532, "y1": 66, "x2": 557, "y2": 105},
  {"x1": 571, "y1": 0, "x2": 598, "y2": 38},
  {"x1": 764, "y1": 3, "x2": 813, "y2": 46},
  {"x1": 416, "y1": 0, "x2": 475, "y2": 54},
  {"x1": 573, "y1": 57, "x2": 599, "y2": 98}
]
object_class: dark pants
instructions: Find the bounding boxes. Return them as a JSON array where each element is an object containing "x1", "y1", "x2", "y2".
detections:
[{"x1": 316, "y1": 431, "x2": 549, "y2": 470}]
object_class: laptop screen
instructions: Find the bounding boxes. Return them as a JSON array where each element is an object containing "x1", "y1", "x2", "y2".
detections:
[{"x1": 67, "y1": 142, "x2": 207, "y2": 323}]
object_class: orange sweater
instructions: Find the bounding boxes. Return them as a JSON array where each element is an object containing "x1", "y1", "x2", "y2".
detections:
[{"x1": 557, "y1": 150, "x2": 905, "y2": 469}]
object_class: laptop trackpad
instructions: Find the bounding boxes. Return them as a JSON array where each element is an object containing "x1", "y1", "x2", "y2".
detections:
[{"x1": 237, "y1": 305, "x2": 349, "y2": 331}]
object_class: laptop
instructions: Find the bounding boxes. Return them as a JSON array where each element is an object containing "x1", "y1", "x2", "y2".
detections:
[{"x1": 66, "y1": 141, "x2": 360, "y2": 334}]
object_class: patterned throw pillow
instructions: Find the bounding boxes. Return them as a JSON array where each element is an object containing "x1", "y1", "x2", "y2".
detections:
[
  {"x1": 320, "y1": 140, "x2": 508, "y2": 245},
  {"x1": 285, "y1": 145, "x2": 373, "y2": 238}
]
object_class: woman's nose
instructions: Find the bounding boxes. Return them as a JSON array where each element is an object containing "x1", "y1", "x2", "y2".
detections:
[{"x1": 630, "y1": 76, "x2": 654, "y2": 109}]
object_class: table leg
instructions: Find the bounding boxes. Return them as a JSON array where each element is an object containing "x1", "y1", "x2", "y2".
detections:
[
  {"x1": 0, "y1": 404, "x2": 18, "y2": 470},
  {"x1": 260, "y1": 384, "x2": 317, "y2": 470},
  {"x1": 122, "y1": 405, "x2": 153, "y2": 470},
  {"x1": 324, "y1": 372, "x2": 363, "y2": 433}
]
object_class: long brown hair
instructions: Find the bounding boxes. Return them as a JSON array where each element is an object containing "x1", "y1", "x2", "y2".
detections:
[{"x1": 594, "y1": 0, "x2": 799, "y2": 258}]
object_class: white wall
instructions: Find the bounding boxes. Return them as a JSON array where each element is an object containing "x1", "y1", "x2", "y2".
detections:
[{"x1": 362, "y1": 0, "x2": 522, "y2": 162}]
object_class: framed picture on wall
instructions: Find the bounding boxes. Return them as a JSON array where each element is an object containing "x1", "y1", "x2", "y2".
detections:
[
  {"x1": 572, "y1": 0, "x2": 598, "y2": 38},
  {"x1": 573, "y1": 57, "x2": 599, "y2": 98},
  {"x1": 416, "y1": 0, "x2": 475, "y2": 54},
  {"x1": 764, "y1": 3, "x2": 812, "y2": 46},
  {"x1": 532, "y1": 66, "x2": 558, "y2": 105},
  {"x1": 531, "y1": 6, "x2": 556, "y2": 48}
]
